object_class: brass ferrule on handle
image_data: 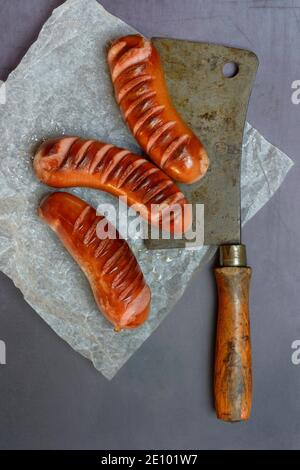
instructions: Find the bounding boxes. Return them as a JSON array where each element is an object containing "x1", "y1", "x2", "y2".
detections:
[
  {"x1": 214, "y1": 244, "x2": 252, "y2": 422},
  {"x1": 219, "y1": 244, "x2": 247, "y2": 267}
]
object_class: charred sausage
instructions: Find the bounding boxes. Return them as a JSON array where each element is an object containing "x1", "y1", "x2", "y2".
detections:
[
  {"x1": 107, "y1": 35, "x2": 209, "y2": 184},
  {"x1": 34, "y1": 137, "x2": 192, "y2": 234},
  {"x1": 38, "y1": 192, "x2": 151, "y2": 330}
]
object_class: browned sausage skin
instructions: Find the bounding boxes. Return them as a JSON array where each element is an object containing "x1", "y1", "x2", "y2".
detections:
[
  {"x1": 38, "y1": 192, "x2": 151, "y2": 330},
  {"x1": 107, "y1": 35, "x2": 209, "y2": 184},
  {"x1": 34, "y1": 137, "x2": 192, "y2": 234}
]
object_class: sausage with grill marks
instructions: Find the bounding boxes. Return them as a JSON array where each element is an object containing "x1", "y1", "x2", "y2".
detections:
[
  {"x1": 38, "y1": 192, "x2": 151, "y2": 330},
  {"x1": 107, "y1": 35, "x2": 209, "y2": 184},
  {"x1": 34, "y1": 137, "x2": 192, "y2": 234}
]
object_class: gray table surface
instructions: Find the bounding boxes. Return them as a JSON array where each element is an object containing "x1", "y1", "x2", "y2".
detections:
[{"x1": 0, "y1": 0, "x2": 299, "y2": 450}]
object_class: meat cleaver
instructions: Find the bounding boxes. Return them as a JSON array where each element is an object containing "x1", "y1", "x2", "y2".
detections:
[{"x1": 146, "y1": 38, "x2": 258, "y2": 422}]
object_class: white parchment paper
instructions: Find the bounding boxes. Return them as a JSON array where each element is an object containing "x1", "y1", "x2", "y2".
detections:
[{"x1": 0, "y1": 0, "x2": 293, "y2": 378}]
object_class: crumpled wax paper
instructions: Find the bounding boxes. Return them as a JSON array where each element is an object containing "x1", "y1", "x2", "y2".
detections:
[{"x1": 0, "y1": 0, "x2": 293, "y2": 379}]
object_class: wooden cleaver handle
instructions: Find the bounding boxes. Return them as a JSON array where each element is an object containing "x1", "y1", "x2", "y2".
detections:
[{"x1": 214, "y1": 245, "x2": 252, "y2": 422}]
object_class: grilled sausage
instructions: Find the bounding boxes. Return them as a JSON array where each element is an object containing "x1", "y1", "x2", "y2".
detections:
[
  {"x1": 38, "y1": 192, "x2": 151, "y2": 330},
  {"x1": 34, "y1": 137, "x2": 192, "y2": 234},
  {"x1": 107, "y1": 35, "x2": 209, "y2": 184}
]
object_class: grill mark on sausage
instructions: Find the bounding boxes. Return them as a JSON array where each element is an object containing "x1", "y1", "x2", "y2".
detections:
[
  {"x1": 100, "y1": 149, "x2": 131, "y2": 184},
  {"x1": 146, "y1": 121, "x2": 176, "y2": 153},
  {"x1": 119, "y1": 271, "x2": 144, "y2": 304},
  {"x1": 128, "y1": 167, "x2": 159, "y2": 192},
  {"x1": 116, "y1": 158, "x2": 146, "y2": 188},
  {"x1": 144, "y1": 116, "x2": 164, "y2": 133},
  {"x1": 151, "y1": 190, "x2": 176, "y2": 206},
  {"x1": 112, "y1": 41, "x2": 152, "y2": 81},
  {"x1": 160, "y1": 135, "x2": 190, "y2": 168},
  {"x1": 142, "y1": 179, "x2": 174, "y2": 204},
  {"x1": 150, "y1": 128, "x2": 175, "y2": 154},
  {"x1": 169, "y1": 147, "x2": 190, "y2": 163},
  {"x1": 61, "y1": 139, "x2": 79, "y2": 168},
  {"x1": 83, "y1": 218, "x2": 99, "y2": 247},
  {"x1": 124, "y1": 91, "x2": 156, "y2": 119},
  {"x1": 77, "y1": 142, "x2": 102, "y2": 170},
  {"x1": 132, "y1": 97, "x2": 158, "y2": 120},
  {"x1": 107, "y1": 246, "x2": 134, "y2": 282},
  {"x1": 102, "y1": 243, "x2": 129, "y2": 275},
  {"x1": 155, "y1": 191, "x2": 185, "y2": 209},
  {"x1": 87, "y1": 144, "x2": 113, "y2": 174},
  {"x1": 105, "y1": 152, "x2": 133, "y2": 182},
  {"x1": 94, "y1": 237, "x2": 113, "y2": 259},
  {"x1": 73, "y1": 206, "x2": 93, "y2": 234},
  {"x1": 130, "y1": 82, "x2": 153, "y2": 100},
  {"x1": 119, "y1": 270, "x2": 144, "y2": 302},
  {"x1": 117, "y1": 266, "x2": 141, "y2": 298},
  {"x1": 115, "y1": 64, "x2": 148, "y2": 89},
  {"x1": 131, "y1": 170, "x2": 163, "y2": 195},
  {"x1": 92, "y1": 147, "x2": 116, "y2": 175},
  {"x1": 120, "y1": 162, "x2": 150, "y2": 189},
  {"x1": 117, "y1": 75, "x2": 152, "y2": 103},
  {"x1": 64, "y1": 140, "x2": 96, "y2": 170},
  {"x1": 56, "y1": 137, "x2": 81, "y2": 168},
  {"x1": 133, "y1": 105, "x2": 165, "y2": 136},
  {"x1": 78, "y1": 144, "x2": 101, "y2": 171},
  {"x1": 60, "y1": 139, "x2": 89, "y2": 169},
  {"x1": 112, "y1": 254, "x2": 136, "y2": 289}
]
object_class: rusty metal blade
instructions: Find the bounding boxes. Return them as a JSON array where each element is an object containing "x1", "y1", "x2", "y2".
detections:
[{"x1": 146, "y1": 38, "x2": 258, "y2": 249}]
